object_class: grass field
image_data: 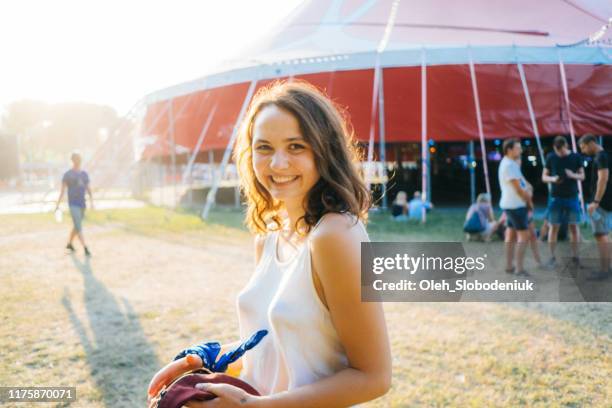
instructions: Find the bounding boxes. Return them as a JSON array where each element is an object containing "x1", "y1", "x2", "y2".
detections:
[{"x1": 1, "y1": 206, "x2": 610, "y2": 407}]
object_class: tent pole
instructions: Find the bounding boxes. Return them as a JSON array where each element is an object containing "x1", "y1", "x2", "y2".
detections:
[
  {"x1": 420, "y1": 48, "x2": 428, "y2": 223},
  {"x1": 469, "y1": 141, "x2": 476, "y2": 203},
  {"x1": 208, "y1": 149, "x2": 214, "y2": 203},
  {"x1": 183, "y1": 102, "x2": 217, "y2": 210},
  {"x1": 427, "y1": 147, "x2": 431, "y2": 207},
  {"x1": 366, "y1": 60, "x2": 381, "y2": 189},
  {"x1": 182, "y1": 103, "x2": 218, "y2": 184},
  {"x1": 516, "y1": 62, "x2": 546, "y2": 166},
  {"x1": 234, "y1": 183, "x2": 240, "y2": 208},
  {"x1": 367, "y1": 0, "x2": 400, "y2": 197},
  {"x1": 168, "y1": 99, "x2": 177, "y2": 207},
  {"x1": 378, "y1": 67, "x2": 388, "y2": 210},
  {"x1": 84, "y1": 99, "x2": 143, "y2": 171},
  {"x1": 558, "y1": 49, "x2": 586, "y2": 216},
  {"x1": 468, "y1": 52, "x2": 492, "y2": 198},
  {"x1": 516, "y1": 58, "x2": 552, "y2": 198},
  {"x1": 160, "y1": 162, "x2": 165, "y2": 206},
  {"x1": 202, "y1": 80, "x2": 258, "y2": 219}
]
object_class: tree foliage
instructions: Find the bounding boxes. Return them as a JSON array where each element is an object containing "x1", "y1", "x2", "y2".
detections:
[{"x1": 1, "y1": 100, "x2": 131, "y2": 162}]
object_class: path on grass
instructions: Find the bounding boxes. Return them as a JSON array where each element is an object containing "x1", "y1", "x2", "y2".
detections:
[{"x1": 1, "y1": 215, "x2": 611, "y2": 407}]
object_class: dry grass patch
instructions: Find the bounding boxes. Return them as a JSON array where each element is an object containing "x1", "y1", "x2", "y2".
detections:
[{"x1": 1, "y1": 208, "x2": 610, "y2": 407}]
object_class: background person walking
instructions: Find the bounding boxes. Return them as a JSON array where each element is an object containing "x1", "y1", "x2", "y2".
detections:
[{"x1": 54, "y1": 152, "x2": 93, "y2": 256}]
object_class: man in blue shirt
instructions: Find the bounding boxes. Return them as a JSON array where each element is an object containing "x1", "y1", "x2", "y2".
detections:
[{"x1": 55, "y1": 152, "x2": 94, "y2": 256}]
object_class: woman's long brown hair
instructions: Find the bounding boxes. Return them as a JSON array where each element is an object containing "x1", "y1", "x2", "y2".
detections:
[{"x1": 233, "y1": 80, "x2": 371, "y2": 235}]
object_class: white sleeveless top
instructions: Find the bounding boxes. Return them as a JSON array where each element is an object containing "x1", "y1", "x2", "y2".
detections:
[{"x1": 236, "y1": 214, "x2": 369, "y2": 396}]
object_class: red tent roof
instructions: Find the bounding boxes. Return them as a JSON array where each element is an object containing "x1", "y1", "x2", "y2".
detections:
[{"x1": 141, "y1": 0, "x2": 611, "y2": 159}]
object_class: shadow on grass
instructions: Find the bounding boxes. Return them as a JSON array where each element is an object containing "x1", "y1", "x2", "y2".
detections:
[{"x1": 61, "y1": 255, "x2": 160, "y2": 407}]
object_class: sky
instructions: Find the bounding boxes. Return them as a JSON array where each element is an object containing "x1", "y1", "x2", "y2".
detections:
[{"x1": 0, "y1": 0, "x2": 303, "y2": 115}]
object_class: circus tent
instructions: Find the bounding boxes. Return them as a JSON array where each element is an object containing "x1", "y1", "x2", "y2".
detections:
[{"x1": 138, "y1": 0, "x2": 612, "y2": 216}]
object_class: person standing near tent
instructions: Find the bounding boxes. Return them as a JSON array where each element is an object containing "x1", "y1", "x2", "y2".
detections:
[
  {"x1": 579, "y1": 134, "x2": 611, "y2": 281},
  {"x1": 541, "y1": 136, "x2": 584, "y2": 267},
  {"x1": 54, "y1": 152, "x2": 93, "y2": 256},
  {"x1": 147, "y1": 81, "x2": 391, "y2": 407},
  {"x1": 498, "y1": 138, "x2": 533, "y2": 277}
]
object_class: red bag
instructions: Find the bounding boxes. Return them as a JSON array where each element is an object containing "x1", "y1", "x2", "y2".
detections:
[{"x1": 150, "y1": 369, "x2": 260, "y2": 408}]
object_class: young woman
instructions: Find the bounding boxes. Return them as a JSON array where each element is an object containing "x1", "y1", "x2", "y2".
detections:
[{"x1": 148, "y1": 81, "x2": 392, "y2": 407}]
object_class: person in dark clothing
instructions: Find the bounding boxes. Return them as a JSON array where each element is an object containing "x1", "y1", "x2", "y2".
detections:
[
  {"x1": 55, "y1": 152, "x2": 94, "y2": 256},
  {"x1": 390, "y1": 191, "x2": 408, "y2": 220},
  {"x1": 579, "y1": 134, "x2": 611, "y2": 280},
  {"x1": 542, "y1": 136, "x2": 584, "y2": 267}
]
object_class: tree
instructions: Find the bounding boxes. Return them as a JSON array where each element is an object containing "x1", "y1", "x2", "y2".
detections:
[{"x1": 1, "y1": 100, "x2": 122, "y2": 162}]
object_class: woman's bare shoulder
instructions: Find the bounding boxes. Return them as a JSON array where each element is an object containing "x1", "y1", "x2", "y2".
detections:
[{"x1": 310, "y1": 212, "x2": 367, "y2": 245}]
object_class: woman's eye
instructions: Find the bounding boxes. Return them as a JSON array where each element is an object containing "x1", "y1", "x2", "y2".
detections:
[
  {"x1": 289, "y1": 143, "x2": 305, "y2": 151},
  {"x1": 255, "y1": 145, "x2": 272, "y2": 152}
]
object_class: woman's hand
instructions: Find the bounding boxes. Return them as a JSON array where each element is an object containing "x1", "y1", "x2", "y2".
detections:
[
  {"x1": 147, "y1": 354, "x2": 203, "y2": 403},
  {"x1": 184, "y1": 383, "x2": 263, "y2": 408}
]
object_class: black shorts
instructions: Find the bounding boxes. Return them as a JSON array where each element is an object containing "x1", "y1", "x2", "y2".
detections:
[{"x1": 504, "y1": 207, "x2": 529, "y2": 231}]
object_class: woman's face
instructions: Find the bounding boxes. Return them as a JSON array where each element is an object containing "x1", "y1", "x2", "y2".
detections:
[{"x1": 251, "y1": 104, "x2": 320, "y2": 206}]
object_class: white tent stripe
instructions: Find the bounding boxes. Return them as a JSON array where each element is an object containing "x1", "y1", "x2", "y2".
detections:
[
  {"x1": 366, "y1": 0, "x2": 401, "y2": 187},
  {"x1": 420, "y1": 48, "x2": 428, "y2": 223},
  {"x1": 468, "y1": 51, "x2": 492, "y2": 198},
  {"x1": 378, "y1": 68, "x2": 388, "y2": 209},
  {"x1": 366, "y1": 60, "x2": 381, "y2": 184},
  {"x1": 202, "y1": 80, "x2": 258, "y2": 219},
  {"x1": 558, "y1": 50, "x2": 586, "y2": 216},
  {"x1": 516, "y1": 62, "x2": 546, "y2": 166},
  {"x1": 182, "y1": 101, "x2": 218, "y2": 184}
]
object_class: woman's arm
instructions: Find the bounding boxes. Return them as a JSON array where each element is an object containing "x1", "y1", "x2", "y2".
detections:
[
  {"x1": 261, "y1": 214, "x2": 392, "y2": 407},
  {"x1": 186, "y1": 219, "x2": 391, "y2": 408}
]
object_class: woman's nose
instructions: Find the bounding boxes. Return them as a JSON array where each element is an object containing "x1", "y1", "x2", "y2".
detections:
[{"x1": 270, "y1": 151, "x2": 289, "y2": 170}]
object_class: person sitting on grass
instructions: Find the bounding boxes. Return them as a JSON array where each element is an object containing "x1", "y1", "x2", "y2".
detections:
[
  {"x1": 391, "y1": 190, "x2": 408, "y2": 221},
  {"x1": 148, "y1": 81, "x2": 392, "y2": 407},
  {"x1": 408, "y1": 191, "x2": 433, "y2": 220},
  {"x1": 464, "y1": 193, "x2": 500, "y2": 241}
]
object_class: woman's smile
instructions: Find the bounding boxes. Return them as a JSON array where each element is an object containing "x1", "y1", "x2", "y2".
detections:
[{"x1": 269, "y1": 175, "x2": 300, "y2": 186}]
